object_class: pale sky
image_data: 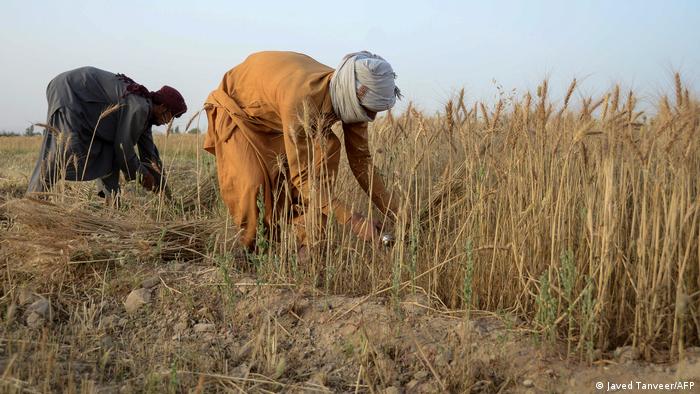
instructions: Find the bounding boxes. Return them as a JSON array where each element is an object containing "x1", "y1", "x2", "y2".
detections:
[{"x1": 1, "y1": 0, "x2": 699, "y2": 133}]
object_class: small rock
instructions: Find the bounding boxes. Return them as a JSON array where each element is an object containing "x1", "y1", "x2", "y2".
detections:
[
  {"x1": 435, "y1": 352, "x2": 451, "y2": 369},
  {"x1": 27, "y1": 298, "x2": 51, "y2": 318},
  {"x1": 124, "y1": 288, "x2": 151, "y2": 314},
  {"x1": 307, "y1": 371, "x2": 327, "y2": 386},
  {"x1": 414, "y1": 370, "x2": 429, "y2": 381},
  {"x1": 614, "y1": 346, "x2": 640, "y2": 363},
  {"x1": 194, "y1": 323, "x2": 215, "y2": 333},
  {"x1": 101, "y1": 335, "x2": 114, "y2": 349},
  {"x1": 406, "y1": 380, "x2": 419, "y2": 390},
  {"x1": 174, "y1": 322, "x2": 188, "y2": 333},
  {"x1": 523, "y1": 379, "x2": 534, "y2": 387},
  {"x1": 202, "y1": 333, "x2": 216, "y2": 342},
  {"x1": 381, "y1": 387, "x2": 400, "y2": 394},
  {"x1": 472, "y1": 380, "x2": 493, "y2": 392},
  {"x1": 196, "y1": 307, "x2": 214, "y2": 321},
  {"x1": 26, "y1": 311, "x2": 44, "y2": 328},
  {"x1": 470, "y1": 319, "x2": 492, "y2": 336},
  {"x1": 232, "y1": 363, "x2": 250, "y2": 378},
  {"x1": 18, "y1": 288, "x2": 34, "y2": 305},
  {"x1": 141, "y1": 276, "x2": 160, "y2": 289},
  {"x1": 100, "y1": 314, "x2": 120, "y2": 329}
]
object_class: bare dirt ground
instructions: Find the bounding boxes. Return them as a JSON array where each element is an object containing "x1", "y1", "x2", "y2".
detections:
[{"x1": 2, "y1": 255, "x2": 699, "y2": 393}]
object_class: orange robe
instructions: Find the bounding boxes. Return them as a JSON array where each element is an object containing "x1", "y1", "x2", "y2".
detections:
[{"x1": 204, "y1": 51, "x2": 398, "y2": 248}]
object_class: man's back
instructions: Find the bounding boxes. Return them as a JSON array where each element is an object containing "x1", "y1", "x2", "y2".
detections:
[
  {"x1": 45, "y1": 66, "x2": 149, "y2": 143},
  {"x1": 47, "y1": 67, "x2": 127, "y2": 112},
  {"x1": 217, "y1": 51, "x2": 335, "y2": 129}
]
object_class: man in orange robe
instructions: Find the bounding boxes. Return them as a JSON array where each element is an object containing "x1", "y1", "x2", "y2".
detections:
[{"x1": 204, "y1": 51, "x2": 401, "y2": 250}]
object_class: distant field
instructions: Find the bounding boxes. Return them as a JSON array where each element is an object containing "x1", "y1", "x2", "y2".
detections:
[
  {"x1": 0, "y1": 136, "x2": 41, "y2": 193},
  {"x1": 0, "y1": 133, "x2": 209, "y2": 190},
  {"x1": 1, "y1": 77, "x2": 699, "y2": 392}
]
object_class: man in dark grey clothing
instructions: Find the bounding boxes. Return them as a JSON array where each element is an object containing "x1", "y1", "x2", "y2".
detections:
[{"x1": 27, "y1": 66, "x2": 187, "y2": 198}]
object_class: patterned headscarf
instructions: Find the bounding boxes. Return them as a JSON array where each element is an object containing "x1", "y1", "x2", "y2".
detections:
[{"x1": 330, "y1": 51, "x2": 402, "y2": 124}]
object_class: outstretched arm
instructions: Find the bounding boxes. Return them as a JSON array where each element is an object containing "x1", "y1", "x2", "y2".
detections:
[
  {"x1": 137, "y1": 127, "x2": 169, "y2": 194},
  {"x1": 137, "y1": 127, "x2": 162, "y2": 169},
  {"x1": 114, "y1": 101, "x2": 150, "y2": 181},
  {"x1": 342, "y1": 122, "x2": 399, "y2": 221}
]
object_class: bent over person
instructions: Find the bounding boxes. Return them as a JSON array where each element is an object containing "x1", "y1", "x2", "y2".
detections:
[
  {"x1": 204, "y1": 51, "x2": 401, "y2": 250},
  {"x1": 27, "y1": 66, "x2": 187, "y2": 197}
]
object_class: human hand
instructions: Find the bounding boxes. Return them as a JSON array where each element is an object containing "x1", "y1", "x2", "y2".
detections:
[
  {"x1": 138, "y1": 167, "x2": 156, "y2": 191},
  {"x1": 350, "y1": 213, "x2": 380, "y2": 243}
]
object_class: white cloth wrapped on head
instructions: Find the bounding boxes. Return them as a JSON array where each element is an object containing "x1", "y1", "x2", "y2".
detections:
[{"x1": 330, "y1": 51, "x2": 402, "y2": 124}]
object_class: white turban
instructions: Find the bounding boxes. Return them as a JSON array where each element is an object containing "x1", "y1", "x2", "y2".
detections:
[{"x1": 330, "y1": 51, "x2": 402, "y2": 124}]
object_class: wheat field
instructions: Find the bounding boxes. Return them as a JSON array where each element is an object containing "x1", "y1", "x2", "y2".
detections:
[{"x1": 0, "y1": 75, "x2": 698, "y2": 392}]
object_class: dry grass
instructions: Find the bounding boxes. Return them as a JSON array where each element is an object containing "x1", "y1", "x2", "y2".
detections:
[
  {"x1": 1, "y1": 74, "x2": 699, "y2": 391},
  {"x1": 257, "y1": 74, "x2": 699, "y2": 363}
]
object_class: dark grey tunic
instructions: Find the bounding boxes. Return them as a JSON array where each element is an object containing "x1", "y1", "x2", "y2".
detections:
[{"x1": 27, "y1": 66, "x2": 162, "y2": 194}]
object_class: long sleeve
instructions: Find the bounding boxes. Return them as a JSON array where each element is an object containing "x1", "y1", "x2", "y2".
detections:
[
  {"x1": 137, "y1": 127, "x2": 162, "y2": 168},
  {"x1": 137, "y1": 127, "x2": 170, "y2": 191},
  {"x1": 343, "y1": 122, "x2": 399, "y2": 220},
  {"x1": 114, "y1": 99, "x2": 150, "y2": 181}
]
